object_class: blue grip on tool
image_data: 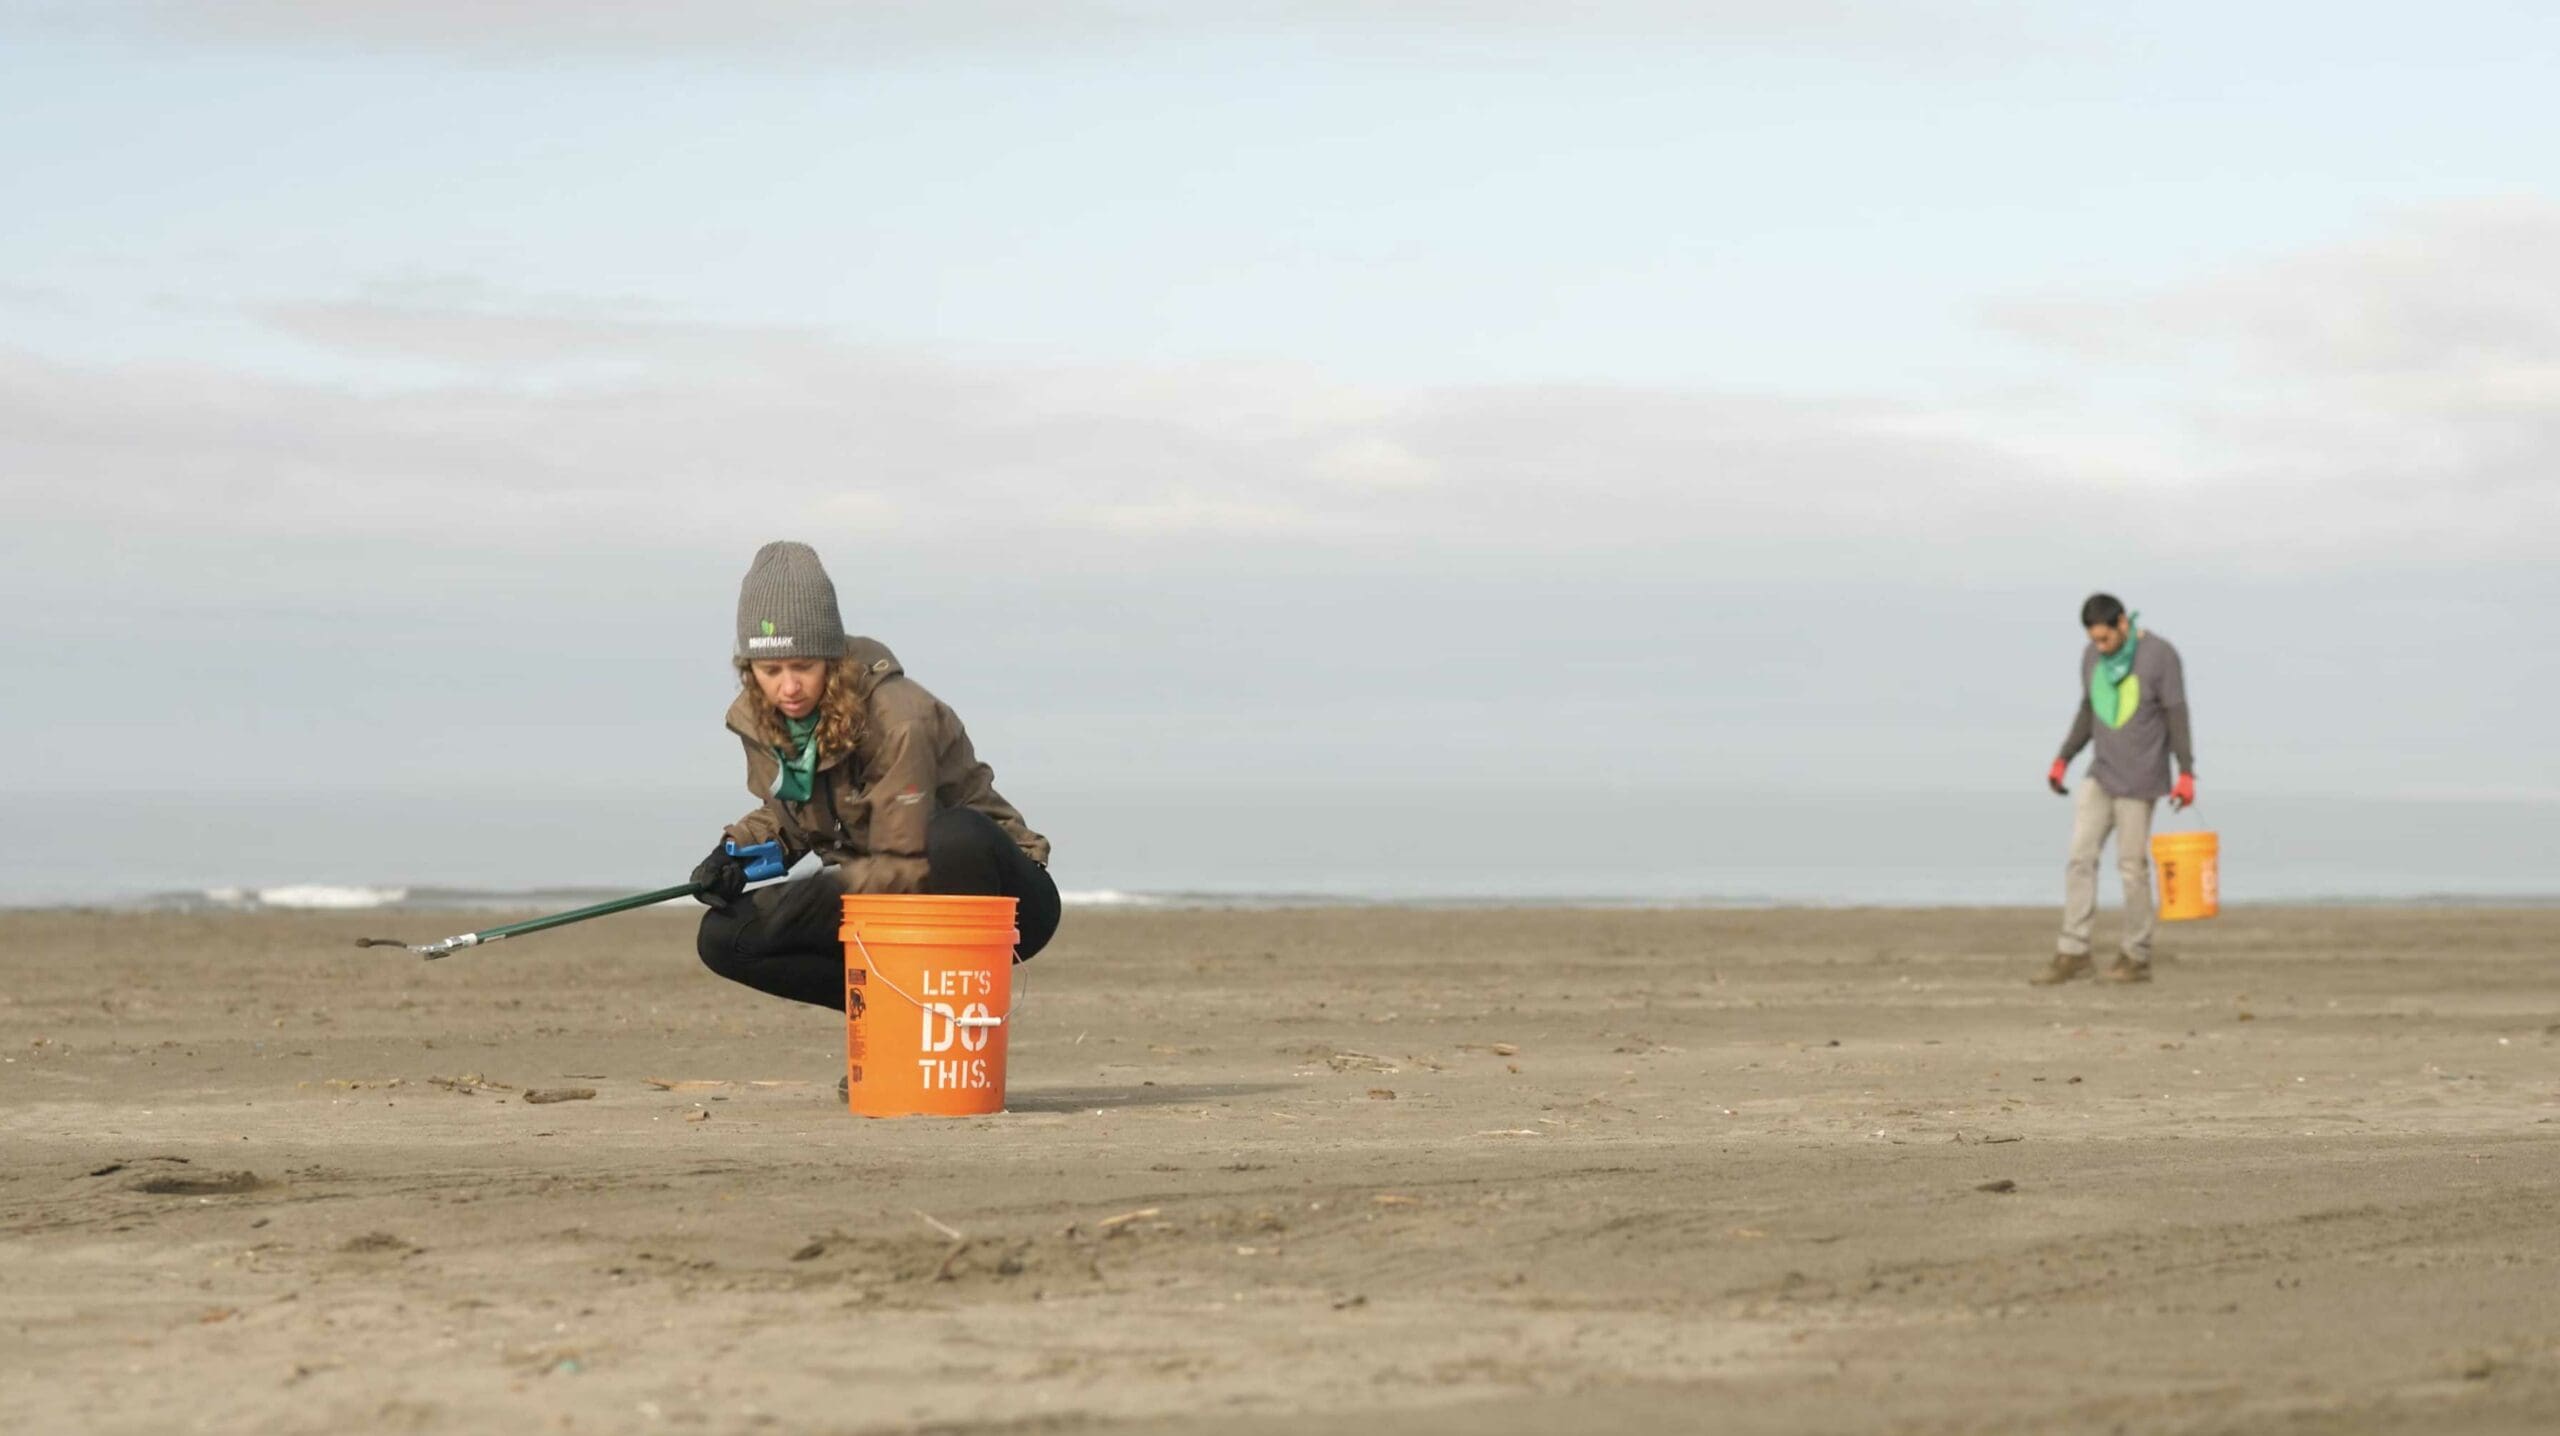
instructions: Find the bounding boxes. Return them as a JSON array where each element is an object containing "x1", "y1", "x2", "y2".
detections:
[{"x1": 724, "y1": 840, "x2": 788, "y2": 882}]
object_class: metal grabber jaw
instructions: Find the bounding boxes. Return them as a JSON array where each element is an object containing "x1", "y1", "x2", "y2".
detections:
[
  {"x1": 345, "y1": 879, "x2": 702, "y2": 963},
  {"x1": 352, "y1": 933, "x2": 482, "y2": 961}
]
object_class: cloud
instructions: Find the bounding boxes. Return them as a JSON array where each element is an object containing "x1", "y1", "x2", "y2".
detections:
[
  {"x1": 14, "y1": 197, "x2": 2559, "y2": 608},
  {"x1": 14, "y1": 192, "x2": 2560, "y2": 626},
  {"x1": 0, "y1": 281, "x2": 74, "y2": 315},
  {"x1": 1964, "y1": 197, "x2": 2560, "y2": 562},
  {"x1": 1, "y1": 293, "x2": 2082, "y2": 583},
  {"x1": 76, "y1": 0, "x2": 2039, "y2": 63},
  {"x1": 1313, "y1": 436, "x2": 1439, "y2": 490},
  {"x1": 1991, "y1": 198, "x2": 2560, "y2": 386},
  {"x1": 6, "y1": 232, "x2": 2557, "y2": 808}
]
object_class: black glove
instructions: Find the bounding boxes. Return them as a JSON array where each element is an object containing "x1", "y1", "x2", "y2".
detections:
[{"x1": 690, "y1": 843, "x2": 748, "y2": 911}]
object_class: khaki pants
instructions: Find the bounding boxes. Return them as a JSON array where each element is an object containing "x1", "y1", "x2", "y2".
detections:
[{"x1": 2060, "y1": 778, "x2": 2157, "y2": 962}]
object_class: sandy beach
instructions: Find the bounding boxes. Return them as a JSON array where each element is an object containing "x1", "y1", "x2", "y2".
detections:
[{"x1": 4, "y1": 904, "x2": 2558, "y2": 1434}]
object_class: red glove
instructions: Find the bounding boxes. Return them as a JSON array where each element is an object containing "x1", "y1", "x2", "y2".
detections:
[
  {"x1": 2170, "y1": 773, "x2": 2197, "y2": 809},
  {"x1": 2047, "y1": 759, "x2": 2069, "y2": 796}
]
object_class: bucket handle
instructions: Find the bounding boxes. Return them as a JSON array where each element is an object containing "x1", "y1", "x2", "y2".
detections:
[{"x1": 846, "y1": 930, "x2": 1019, "y2": 1028}]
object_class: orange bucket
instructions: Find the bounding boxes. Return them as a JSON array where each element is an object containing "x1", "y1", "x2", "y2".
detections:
[
  {"x1": 2151, "y1": 830, "x2": 2220, "y2": 922},
  {"x1": 839, "y1": 894, "x2": 1018, "y2": 1118}
]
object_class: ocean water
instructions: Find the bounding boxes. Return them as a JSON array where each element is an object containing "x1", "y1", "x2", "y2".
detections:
[{"x1": 4, "y1": 785, "x2": 2554, "y2": 911}]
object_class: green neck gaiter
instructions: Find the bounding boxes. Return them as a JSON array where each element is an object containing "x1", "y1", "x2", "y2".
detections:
[
  {"x1": 770, "y1": 712, "x2": 821, "y2": 803},
  {"x1": 2089, "y1": 617, "x2": 2141, "y2": 728}
]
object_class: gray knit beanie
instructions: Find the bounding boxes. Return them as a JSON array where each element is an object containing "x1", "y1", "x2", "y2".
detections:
[{"x1": 735, "y1": 541, "x2": 846, "y2": 660}]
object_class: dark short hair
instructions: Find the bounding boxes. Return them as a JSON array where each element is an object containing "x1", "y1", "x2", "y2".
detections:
[{"x1": 2080, "y1": 593, "x2": 2126, "y2": 627}]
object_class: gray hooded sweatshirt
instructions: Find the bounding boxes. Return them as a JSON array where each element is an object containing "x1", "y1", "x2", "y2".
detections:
[{"x1": 2057, "y1": 630, "x2": 2194, "y2": 802}]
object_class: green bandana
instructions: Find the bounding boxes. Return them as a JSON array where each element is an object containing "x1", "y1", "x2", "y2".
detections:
[
  {"x1": 2089, "y1": 615, "x2": 2140, "y2": 729},
  {"x1": 770, "y1": 712, "x2": 821, "y2": 803}
]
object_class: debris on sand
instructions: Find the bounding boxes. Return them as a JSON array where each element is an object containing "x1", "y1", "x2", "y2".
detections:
[
  {"x1": 130, "y1": 1170, "x2": 265, "y2": 1196},
  {"x1": 1097, "y1": 1207, "x2": 1161, "y2": 1233},
  {"x1": 341, "y1": 1231, "x2": 415, "y2": 1254},
  {"x1": 91, "y1": 1156, "x2": 198, "y2": 1180},
  {"x1": 1977, "y1": 1179, "x2": 2018, "y2": 1194},
  {"x1": 428, "y1": 1074, "x2": 515, "y2": 1094},
  {"x1": 1325, "y1": 1052, "x2": 1399, "y2": 1074},
  {"x1": 1371, "y1": 1193, "x2": 1420, "y2": 1207},
  {"x1": 644, "y1": 1078, "x2": 729, "y2": 1091},
  {"x1": 1367, "y1": 1088, "x2": 1397, "y2": 1101},
  {"x1": 1474, "y1": 1129, "x2": 1542, "y2": 1138},
  {"x1": 683, "y1": 1109, "x2": 710, "y2": 1123},
  {"x1": 522, "y1": 1088, "x2": 597, "y2": 1104}
]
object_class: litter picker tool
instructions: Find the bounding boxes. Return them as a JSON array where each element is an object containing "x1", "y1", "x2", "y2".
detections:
[{"x1": 354, "y1": 841, "x2": 787, "y2": 960}]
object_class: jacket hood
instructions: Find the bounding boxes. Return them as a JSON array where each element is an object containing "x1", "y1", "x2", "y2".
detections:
[{"x1": 724, "y1": 636, "x2": 904, "y2": 747}]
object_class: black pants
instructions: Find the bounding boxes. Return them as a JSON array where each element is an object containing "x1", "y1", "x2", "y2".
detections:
[{"x1": 696, "y1": 808, "x2": 1061, "y2": 1011}]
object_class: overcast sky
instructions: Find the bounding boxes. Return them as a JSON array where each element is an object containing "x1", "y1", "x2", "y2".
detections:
[{"x1": 5, "y1": 2, "x2": 2558, "y2": 867}]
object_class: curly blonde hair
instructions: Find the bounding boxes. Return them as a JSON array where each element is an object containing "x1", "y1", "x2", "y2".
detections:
[{"x1": 735, "y1": 656, "x2": 867, "y2": 765}]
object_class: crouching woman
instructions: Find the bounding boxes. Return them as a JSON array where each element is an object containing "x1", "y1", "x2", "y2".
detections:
[{"x1": 692, "y1": 541, "x2": 1058, "y2": 1009}]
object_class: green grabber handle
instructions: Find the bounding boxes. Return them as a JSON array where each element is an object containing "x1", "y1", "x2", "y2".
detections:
[
  {"x1": 356, "y1": 882, "x2": 705, "y2": 960},
  {"x1": 454, "y1": 882, "x2": 707, "y2": 952}
]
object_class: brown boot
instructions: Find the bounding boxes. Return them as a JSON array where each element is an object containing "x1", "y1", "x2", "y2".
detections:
[
  {"x1": 2030, "y1": 953, "x2": 2093, "y2": 986},
  {"x1": 2099, "y1": 956, "x2": 2153, "y2": 984}
]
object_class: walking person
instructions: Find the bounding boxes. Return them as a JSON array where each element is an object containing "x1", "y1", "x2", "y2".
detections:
[
  {"x1": 2034, "y1": 593, "x2": 2194, "y2": 985},
  {"x1": 691, "y1": 542, "x2": 1059, "y2": 1022}
]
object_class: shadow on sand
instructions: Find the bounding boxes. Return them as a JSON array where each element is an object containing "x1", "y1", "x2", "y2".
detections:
[{"x1": 1004, "y1": 1083, "x2": 1287, "y2": 1113}]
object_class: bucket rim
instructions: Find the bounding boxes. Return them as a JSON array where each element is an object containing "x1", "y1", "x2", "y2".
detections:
[{"x1": 839, "y1": 893, "x2": 1020, "y2": 909}]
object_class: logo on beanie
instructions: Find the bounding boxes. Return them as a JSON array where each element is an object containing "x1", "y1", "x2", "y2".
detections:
[{"x1": 761, "y1": 620, "x2": 776, "y2": 636}]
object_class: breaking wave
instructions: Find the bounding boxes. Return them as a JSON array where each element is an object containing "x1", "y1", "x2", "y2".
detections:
[
  {"x1": 200, "y1": 885, "x2": 412, "y2": 910},
  {"x1": 1057, "y1": 889, "x2": 1167, "y2": 907}
]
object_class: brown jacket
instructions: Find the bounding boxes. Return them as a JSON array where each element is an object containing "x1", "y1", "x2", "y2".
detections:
[{"x1": 722, "y1": 637, "x2": 1049, "y2": 893}]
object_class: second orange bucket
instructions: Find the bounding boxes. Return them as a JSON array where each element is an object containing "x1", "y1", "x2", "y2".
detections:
[
  {"x1": 2151, "y1": 830, "x2": 2220, "y2": 922},
  {"x1": 839, "y1": 894, "x2": 1019, "y2": 1118}
]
